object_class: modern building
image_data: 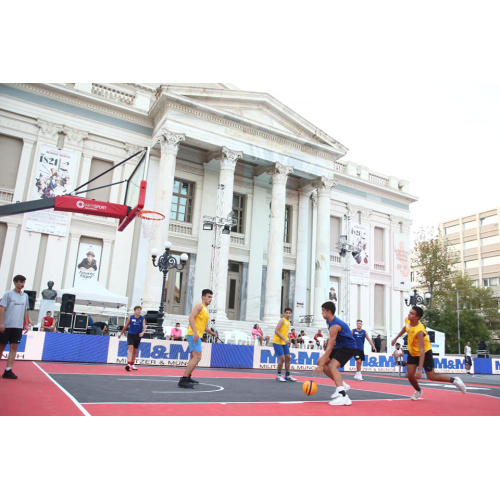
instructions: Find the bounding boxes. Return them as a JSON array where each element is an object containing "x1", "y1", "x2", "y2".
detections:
[
  {"x1": 440, "y1": 208, "x2": 500, "y2": 295},
  {"x1": 0, "y1": 83, "x2": 417, "y2": 337}
]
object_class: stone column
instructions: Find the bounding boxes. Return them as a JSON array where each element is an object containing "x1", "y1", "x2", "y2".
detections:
[
  {"x1": 294, "y1": 185, "x2": 313, "y2": 319},
  {"x1": 213, "y1": 147, "x2": 242, "y2": 321},
  {"x1": 313, "y1": 177, "x2": 337, "y2": 326},
  {"x1": 142, "y1": 130, "x2": 185, "y2": 310},
  {"x1": 263, "y1": 163, "x2": 293, "y2": 324}
]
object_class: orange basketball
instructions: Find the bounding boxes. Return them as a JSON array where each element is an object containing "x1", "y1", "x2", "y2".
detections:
[{"x1": 302, "y1": 380, "x2": 317, "y2": 396}]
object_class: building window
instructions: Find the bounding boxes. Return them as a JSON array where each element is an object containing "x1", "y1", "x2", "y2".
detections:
[
  {"x1": 482, "y1": 255, "x2": 500, "y2": 267},
  {"x1": 462, "y1": 220, "x2": 476, "y2": 231},
  {"x1": 374, "y1": 227, "x2": 385, "y2": 264},
  {"x1": 232, "y1": 194, "x2": 245, "y2": 233},
  {"x1": 88, "y1": 158, "x2": 113, "y2": 202},
  {"x1": 463, "y1": 240, "x2": 478, "y2": 250},
  {"x1": 330, "y1": 216, "x2": 341, "y2": 250},
  {"x1": 374, "y1": 284, "x2": 385, "y2": 328},
  {"x1": 483, "y1": 277, "x2": 499, "y2": 287},
  {"x1": 481, "y1": 235, "x2": 500, "y2": 247},
  {"x1": 444, "y1": 225, "x2": 460, "y2": 235},
  {"x1": 283, "y1": 205, "x2": 292, "y2": 243},
  {"x1": 464, "y1": 260, "x2": 479, "y2": 270},
  {"x1": 480, "y1": 214, "x2": 498, "y2": 226},
  {"x1": 170, "y1": 179, "x2": 194, "y2": 223}
]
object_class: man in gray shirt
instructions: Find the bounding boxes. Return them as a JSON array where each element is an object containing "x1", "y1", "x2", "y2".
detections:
[{"x1": 0, "y1": 275, "x2": 30, "y2": 380}]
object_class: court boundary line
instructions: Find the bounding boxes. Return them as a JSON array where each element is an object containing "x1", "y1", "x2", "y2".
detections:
[{"x1": 33, "y1": 362, "x2": 91, "y2": 416}]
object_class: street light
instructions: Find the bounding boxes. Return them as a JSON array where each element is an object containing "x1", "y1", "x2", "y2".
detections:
[
  {"x1": 451, "y1": 289, "x2": 464, "y2": 355},
  {"x1": 151, "y1": 241, "x2": 188, "y2": 339},
  {"x1": 404, "y1": 288, "x2": 431, "y2": 307}
]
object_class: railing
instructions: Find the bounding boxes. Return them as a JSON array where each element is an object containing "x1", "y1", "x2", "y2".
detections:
[
  {"x1": 231, "y1": 233, "x2": 245, "y2": 246},
  {"x1": 91, "y1": 84, "x2": 135, "y2": 106},
  {"x1": 0, "y1": 188, "x2": 14, "y2": 203},
  {"x1": 369, "y1": 173, "x2": 389, "y2": 186},
  {"x1": 330, "y1": 254, "x2": 341, "y2": 264},
  {"x1": 169, "y1": 221, "x2": 193, "y2": 236},
  {"x1": 283, "y1": 243, "x2": 291, "y2": 254},
  {"x1": 374, "y1": 263, "x2": 386, "y2": 271}
]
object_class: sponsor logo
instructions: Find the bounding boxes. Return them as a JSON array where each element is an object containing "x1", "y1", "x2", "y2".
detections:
[
  {"x1": 433, "y1": 357, "x2": 466, "y2": 371},
  {"x1": 76, "y1": 200, "x2": 85, "y2": 209},
  {"x1": 118, "y1": 341, "x2": 190, "y2": 363}
]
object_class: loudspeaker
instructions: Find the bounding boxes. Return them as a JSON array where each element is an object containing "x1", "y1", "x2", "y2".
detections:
[
  {"x1": 145, "y1": 310, "x2": 159, "y2": 324},
  {"x1": 58, "y1": 313, "x2": 73, "y2": 328},
  {"x1": 61, "y1": 293, "x2": 76, "y2": 313},
  {"x1": 428, "y1": 330, "x2": 435, "y2": 343},
  {"x1": 25, "y1": 290, "x2": 37, "y2": 310},
  {"x1": 73, "y1": 314, "x2": 88, "y2": 330}
]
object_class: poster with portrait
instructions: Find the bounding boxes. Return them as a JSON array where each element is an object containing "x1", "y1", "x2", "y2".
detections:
[
  {"x1": 25, "y1": 144, "x2": 79, "y2": 237},
  {"x1": 329, "y1": 277, "x2": 340, "y2": 305},
  {"x1": 349, "y1": 222, "x2": 370, "y2": 285},
  {"x1": 393, "y1": 232, "x2": 411, "y2": 291},
  {"x1": 74, "y1": 242, "x2": 102, "y2": 287}
]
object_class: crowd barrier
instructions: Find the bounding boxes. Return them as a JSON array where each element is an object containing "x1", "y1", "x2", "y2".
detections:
[{"x1": 2, "y1": 331, "x2": 498, "y2": 375}]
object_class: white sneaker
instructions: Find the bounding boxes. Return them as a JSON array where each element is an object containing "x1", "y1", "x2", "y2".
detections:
[
  {"x1": 353, "y1": 373, "x2": 363, "y2": 381},
  {"x1": 331, "y1": 382, "x2": 351, "y2": 399},
  {"x1": 411, "y1": 390, "x2": 422, "y2": 401},
  {"x1": 276, "y1": 375, "x2": 286, "y2": 382},
  {"x1": 131, "y1": 365, "x2": 137, "y2": 371},
  {"x1": 285, "y1": 375, "x2": 298, "y2": 382},
  {"x1": 453, "y1": 376, "x2": 467, "y2": 394},
  {"x1": 329, "y1": 395, "x2": 352, "y2": 406}
]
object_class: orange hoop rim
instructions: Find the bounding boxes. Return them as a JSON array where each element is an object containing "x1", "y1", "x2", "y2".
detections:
[{"x1": 137, "y1": 210, "x2": 165, "y2": 221}]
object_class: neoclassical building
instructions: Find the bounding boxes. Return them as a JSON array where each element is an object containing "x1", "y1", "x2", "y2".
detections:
[{"x1": 0, "y1": 83, "x2": 417, "y2": 336}]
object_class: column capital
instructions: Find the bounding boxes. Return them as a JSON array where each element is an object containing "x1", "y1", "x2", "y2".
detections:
[
  {"x1": 62, "y1": 125, "x2": 88, "y2": 148},
  {"x1": 267, "y1": 162, "x2": 293, "y2": 183},
  {"x1": 155, "y1": 129, "x2": 186, "y2": 156},
  {"x1": 220, "y1": 146, "x2": 243, "y2": 171},
  {"x1": 313, "y1": 176, "x2": 337, "y2": 194}
]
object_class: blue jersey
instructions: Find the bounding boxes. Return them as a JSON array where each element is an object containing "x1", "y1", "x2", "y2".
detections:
[
  {"x1": 326, "y1": 316, "x2": 356, "y2": 349},
  {"x1": 128, "y1": 315, "x2": 145, "y2": 335},
  {"x1": 352, "y1": 329, "x2": 367, "y2": 350}
]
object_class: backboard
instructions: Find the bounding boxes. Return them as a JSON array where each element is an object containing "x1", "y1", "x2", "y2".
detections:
[{"x1": 118, "y1": 147, "x2": 150, "y2": 231}]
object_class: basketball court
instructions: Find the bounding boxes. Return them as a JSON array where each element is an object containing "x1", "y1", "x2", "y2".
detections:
[{"x1": 2, "y1": 360, "x2": 499, "y2": 416}]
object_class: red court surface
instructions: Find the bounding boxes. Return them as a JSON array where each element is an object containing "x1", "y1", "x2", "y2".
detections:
[{"x1": 1, "y1": 360, "x2": 500, "y2": 416}]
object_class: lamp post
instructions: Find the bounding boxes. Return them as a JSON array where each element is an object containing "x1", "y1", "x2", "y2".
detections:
[
  {"x1": 151, "y1": 242, "x2": 188, "y2": 339},
  {"x1": 451, "y1": 289, "x2": 464, "y2": 355},
  {"x1": 404, "y1": 288, "x2": 431, "y2": 307}
]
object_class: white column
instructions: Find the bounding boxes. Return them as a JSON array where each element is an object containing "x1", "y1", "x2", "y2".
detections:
[
  {"x1": 213, "y1": 147, "x2": 242, "y2": 321},
  {"x1": 142, "y1": 130, "x2": 185, "y2": 310},
  {"x1": 313, "y1": 177, "x2": 337, "y2": 326},
  {"x1": 77, "y1": 154, "x2": 93, "y2": 197},
  {"x1": 0, "y1": 223, "x2": 19, "y2": 292},
  {"x1": 99, "y1": 239, "x2": 113, "y2": 287},
  {"x1": 294, "y1": 186, "x2": 313, "y2": 317},
  {"x1": 13, "y1": 139, "x2": 35, "y2": 202},
  {"x1": 309, "y1": 191, "x2": 318, "y2": 315},
  {"x1": 63, "y1": 235, "x2": 80, "y2": 288},
  {"x1": 263, "y1": 163, "x2": 293, "y2": 323}
]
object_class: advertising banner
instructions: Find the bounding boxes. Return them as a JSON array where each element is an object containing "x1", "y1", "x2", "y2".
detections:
[
  {"x1": 393, "y1": 232, "x2": 411, "y2": 291},
  {"x1": 350, "y1": 222, "x2": 370, "y2": 285},
  {"x1": 74, "y1": 242, "x2": 102, "y2": 287},
  {"x1": 25, "y1": 144, "x2": 79, "y2": 236}
]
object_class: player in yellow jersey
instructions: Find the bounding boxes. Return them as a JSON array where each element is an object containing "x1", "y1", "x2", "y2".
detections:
[
  {"x1": 273, "y1": 307, "x2": 297, "y2": 382},
  {"x1": 392, "y1": 306, "x2": 467, "y2": 400},
  {"x1": 178, "y1": 289, "x2": 216, "y2": 389}
]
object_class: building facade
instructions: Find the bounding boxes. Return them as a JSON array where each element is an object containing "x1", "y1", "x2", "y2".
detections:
[
  {"x1": 440, "y1": 208, "x2": 500, "y2": 295},
  {"x1": 0, "y1": 83, "x2": 417, "y2": 336}
]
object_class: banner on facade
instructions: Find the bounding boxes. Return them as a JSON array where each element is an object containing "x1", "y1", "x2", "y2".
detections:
[
  {"x1": 329, "y1": 277, "x2": 340, "y2": 305},
  {"x1": 74, "y1": 242, "x2": 102, "y2": 287},
  {"x1": 25, "y1": 144, "x2": 79, "y2": 237},
  {"x1": 393, "y1": 232, "x2": 411, "y2": 291},
  {"x1": 349, "y1": 222, "x2": 370, "y2": 285}
]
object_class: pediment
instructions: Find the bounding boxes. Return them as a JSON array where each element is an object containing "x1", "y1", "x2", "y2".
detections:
[{"x1": 155, "y1": 85, "x2": 348, "y2": 156}]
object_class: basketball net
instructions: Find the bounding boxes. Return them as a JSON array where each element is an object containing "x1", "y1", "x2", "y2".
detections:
[{"x1": 137, "y1": 210, "x2": 165, "y2": 239}]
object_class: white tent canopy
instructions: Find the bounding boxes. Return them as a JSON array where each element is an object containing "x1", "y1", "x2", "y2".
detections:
[{"x1": 56, "y1": 280, "x2": 128, "y2": 309}]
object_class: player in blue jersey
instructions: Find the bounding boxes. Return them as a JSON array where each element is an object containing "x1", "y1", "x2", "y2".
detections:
[
  {"x1": 313, "y1": 301, "x2": 358, "y2": 406},
  {"x1": 119, "y1": 306, "x2": 146, "y2": 371},
  {"x1": 352, "y1": 320, "x2": 377, "y2": 381}
]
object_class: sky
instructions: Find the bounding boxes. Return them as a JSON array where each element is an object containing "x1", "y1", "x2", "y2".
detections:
[{"x1": 234, "y1": 82, "x2": 500, "y2": 236}]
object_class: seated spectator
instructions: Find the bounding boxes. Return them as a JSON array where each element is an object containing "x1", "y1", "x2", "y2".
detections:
[
  {"x1": 92, "y1": 321, "x2": 108, "y2": 335},
  {"x1": 314, "y1": 329, "x2": 324, "y2": 347},
  {"x1": 393, "y1": 342, "x2": 406, "y2": 366},
  {"x1": 251, "y1": 324, "x2": 270, "y2": 346},
  {"x1": 41, "y1": 311, "x2": 56, "y2": 332},
  {"x1": 289, "y1": 328, "x2": 298, "y2": 347},
  {"x1": 170, "y1": 323, "x2": 184, "y2": 341},
  {"x1": 297, "y1": 331, "x2": 306, "y2": 346}
]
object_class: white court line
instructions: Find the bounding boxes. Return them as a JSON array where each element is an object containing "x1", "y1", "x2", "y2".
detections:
[{"x1": 33, "y1": 362, "x2": 91, "y2": 416}]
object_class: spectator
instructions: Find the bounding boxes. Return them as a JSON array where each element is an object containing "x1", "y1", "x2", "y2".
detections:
[
  {"x1": 92, "y1": 321, "x2": 108, "y2": 335},
  {"x1": 41, "y1": 311, "x2": 56, "y2": 332},
  {"x1": 251, "y1": 324, "x2": 270, "y2": 346},
  {"x1": 170, "y1": 323, "x2": 184, "y2": 341},
  {"x1": 373, "y1": 334, "x2": 382, "y2": 353},
  {"x1": 289, "y1": 328, "x2": 298, "y2": 347},
  {"x1": 297, "y1": 330, "x2": 306, "y2": 346},
  {"x1": 314, "y1": 329, "x2": 324, "y2": 348},
  {"x1": 393, "y1": 342, "x2": 405, "y2": 366},
  {"x1": 464, "y1": 341, "x2": 472, "y2": 374}
]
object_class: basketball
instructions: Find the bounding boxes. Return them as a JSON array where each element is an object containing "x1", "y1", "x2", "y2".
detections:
[{"x1": 302, "y1": 380, "x2": 317, "y2": 396}]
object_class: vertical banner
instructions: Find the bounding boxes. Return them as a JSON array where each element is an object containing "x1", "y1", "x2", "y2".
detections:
[
  {"x1": 393, "y1": 233, "x2": 411, "y2": 291},
  {"x1": 25, "y1": 144, "x2": 79, "y2": 236},
  {"x1": 329, "y1": 276, "x2": 340, "y2": 305},
  {"x1": 350, "y1": 222, "x2": 370, "y2": 285},
  {"x1": 74, "y1": 242, "x2": 102, "y2": 286}
]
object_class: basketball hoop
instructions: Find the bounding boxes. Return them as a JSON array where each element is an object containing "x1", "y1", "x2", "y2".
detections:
[{"x1": 137, "y1": 210, "x2": 165, "y2": 239}]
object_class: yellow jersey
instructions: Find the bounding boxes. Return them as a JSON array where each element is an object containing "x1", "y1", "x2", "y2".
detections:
[
  {"x1": 186, "y1": 303, "x2": 210, "y2": 337},
  {"x1": 405, "y1": 318, "x2": 432, "y2": 357},
  {"x1": 272, "y1": 318, "x2": 290, "y2": 345}
]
